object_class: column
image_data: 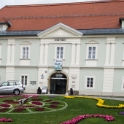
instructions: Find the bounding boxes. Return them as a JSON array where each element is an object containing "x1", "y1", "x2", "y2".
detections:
[
  {"x1": 39, "y1": 43, "x2": 44, "y2": 65},
  {"x1": 71, "y1": 43, "x2": 76, "y2": 65},
  {"x1": 44, "y1": 43, "x2": 48, "y2": 65},
  {"x1": 105, "y1": 43, "x2": 110, "y2": 66},
  {"x1": 6, "y1": 39, "x2": 15, "y2": 65},
  {"x1": 110, "y1": 43, "x2": 115, "y2": 66},
  {"x1": 76, "y1": 43, "x2": 80, "y2": 65},
  {"x1": 11, "y1": 44, "x2": 15, "y2": 64}
]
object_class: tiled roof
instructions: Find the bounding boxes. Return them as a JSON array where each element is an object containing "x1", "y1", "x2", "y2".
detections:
[{"x1": 0, "y1": 1, "x2": 124, "y2": 31}]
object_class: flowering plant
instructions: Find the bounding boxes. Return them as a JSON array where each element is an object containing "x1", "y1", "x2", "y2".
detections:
[
  {"x1": 32, "y1": 101, "x2": 42, "y2": 105},
  {"x1": 0, "y1": 108, "x2": 8, "y2": 112},
  {"x1": 64, "y1": 96, "x2": 124, "y2": 109},
  {"x1": 13, "y1": 107, "x2": 25, "y2": 112},
  {"x1": 61, "y1": 114, "x2": 115, "y2": 124},
  {"x1": 0, "y1": 104, "x2": 10, "y2": 108},
  {"x1": 119, "y1": 112, "x2": 124, "y2": 115},
  {"x1": 34, "y1": 107, "x2": 45, "y2": 111},
  {"x1": 0, "y1": 118, "x2": 13, "y2": 122}
]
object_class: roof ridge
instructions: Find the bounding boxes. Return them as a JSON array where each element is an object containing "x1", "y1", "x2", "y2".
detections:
[{"x1": 4, "y1": 0, "x2": 124, "y2": 8}]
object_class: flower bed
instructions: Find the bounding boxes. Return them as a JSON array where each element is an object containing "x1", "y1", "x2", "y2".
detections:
[
  {"x1": 45, "y1": 100, "x2": 52, "y2": 102},
  {"x1": 0, "y1": 108, "x2": 8, "y2": 112},
  {"x1": 0, "y1": 118, "x2": 13, "y2": 122},
  {"x1": 61, "y1": 114, "x2": 115, "y2": 124},
  {"x1": 64, "y1": 96, "x2": 124, "y2": 109},
  {"x1": 13, "y1": 107, "x2": 26, "y2": 112},
  {"x1": 0, "y1": 104, "x2": 10, "y2": 108},
  {"x1": 0, "y1": 96, "x2": 67, "y2": 114},
  {"x1": 32, "y1": 101, "x2": 42, "y2": 105},
  {"x1": 34, "y1": 107, "x2": 45, "y2": 111},
  {"x1": 49, "y1": 105, "x2": 57, "y2": 108},
  {"x1": 3, "y1": 100, "x2": 18, "y2": 104}
]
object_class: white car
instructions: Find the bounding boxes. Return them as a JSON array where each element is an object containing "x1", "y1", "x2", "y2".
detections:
[{"x1": 0, "y1": 80, "x2": 25, "y2": 95}]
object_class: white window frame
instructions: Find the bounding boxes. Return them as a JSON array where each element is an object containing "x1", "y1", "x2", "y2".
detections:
[
  {"x1": 86, "y1": 44, "x2": 97, "y2": 59},
  {"x1": 0, "y1": 43, "x2": 2, "y2": 59},
  {"x1": 121, "y1": 77, "x2": 124, "y2": 90},
  {"x1": 55, "y1": 46, "x2": 65, "y2": 60},
  {"x1": 21, "y1": 45, "x2": 30, "y2": 59},
  {"x1": 85, "y1": 76, "x2": 95, "y2": 89},
  {"x1": 20, "y1": 74, "x2": 29, "y2": 86}
]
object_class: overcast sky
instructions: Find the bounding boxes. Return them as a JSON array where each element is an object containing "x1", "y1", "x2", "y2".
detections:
[{"x1": 0, "y1": 0, "x2": 95, "y2": 9}]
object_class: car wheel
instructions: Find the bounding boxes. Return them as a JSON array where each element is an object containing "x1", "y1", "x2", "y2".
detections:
[{"x1": 13, "y1": 89, "x2": 20, "y2": 95}]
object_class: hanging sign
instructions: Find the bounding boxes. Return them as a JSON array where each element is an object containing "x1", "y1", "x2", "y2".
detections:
[{"x1": 54, "y1": 59, "x2": 62, "y2": 70}]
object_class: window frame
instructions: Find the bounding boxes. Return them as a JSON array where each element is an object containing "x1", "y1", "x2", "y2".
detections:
[
  {"x1": 55, "y1": 46, "x2": 65, "y2": 60},
  {"x1": 85, "y1": 76, "x2": 95, "y2": 89},
  {"x1": 121, "y1": 77, "x2": 124, "y2": 90},
  {"x1": 86, "y1": 44, "x2": 97, "y2": 60},
  {"x1": 20, "y1": 74, "x2": 29, "y2": 86},
  {"x1": 21, "y1": 45, "x2": 30, "y2": 59}
]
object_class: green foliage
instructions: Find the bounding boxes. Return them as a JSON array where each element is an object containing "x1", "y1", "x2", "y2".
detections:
[{"x1": 0, "y1": 95, "x2": 124, "y2": 124}]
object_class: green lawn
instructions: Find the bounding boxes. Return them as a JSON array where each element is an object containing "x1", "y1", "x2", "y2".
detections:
[{"x1": 0, "y1": 95, "x2": 124, "y2": 124}]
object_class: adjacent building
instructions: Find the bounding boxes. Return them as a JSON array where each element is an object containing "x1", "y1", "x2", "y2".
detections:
[{"x1": 0, "y1": 1, "x2": 124, "y2": 96}]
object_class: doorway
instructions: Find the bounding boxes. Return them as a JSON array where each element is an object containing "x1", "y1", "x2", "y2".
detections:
[{"x1": 50, "y1": 73, "x2": 67, "y2": 94}]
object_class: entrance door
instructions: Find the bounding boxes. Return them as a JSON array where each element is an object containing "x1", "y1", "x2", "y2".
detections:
[{"x1": 50, "y1": 73, "x2": 67, "y2": 94}]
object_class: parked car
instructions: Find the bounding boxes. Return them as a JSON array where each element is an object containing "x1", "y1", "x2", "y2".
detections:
[{"x1": 0, "y1": 80, "x2": 25, "y2": 95}]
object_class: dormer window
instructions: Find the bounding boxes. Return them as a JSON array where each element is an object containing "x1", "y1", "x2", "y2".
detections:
[
  {"x1": 0, "y1": 19, "x2": 12, "y2": 31},
  {"x1": 119, "y1": 18, "x2": 124, "y2": 29}
]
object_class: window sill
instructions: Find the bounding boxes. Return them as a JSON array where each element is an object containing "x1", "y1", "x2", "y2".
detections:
[
  {"x1": 20, "y1": 58, "x2": 30, "y2": 60},
  {"x1": 85, "y1": 59, "x2": 98, "y2": 61},
  {"x1": 53, "y1": 58, "x2": 65, "y2": 61},
  {"x1": 85, "y1": 87, "x2": 95, "y2": 89}
]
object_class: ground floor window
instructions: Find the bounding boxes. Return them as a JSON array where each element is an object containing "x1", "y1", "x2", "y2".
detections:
[
  {"x1": 21, "y1": 75, "x2": 28, "y2": 86},
  {"x1": 85, "y1": 76, "x2": 95, "y2": 89}
]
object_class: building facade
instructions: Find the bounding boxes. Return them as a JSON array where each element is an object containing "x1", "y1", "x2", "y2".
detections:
[{"x1": 0, "y1": 1, "x2": 124, "y2": 96}]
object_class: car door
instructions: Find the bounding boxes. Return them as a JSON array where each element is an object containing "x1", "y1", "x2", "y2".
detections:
[
  {"x1": 7, "y1": 81, "x2": 15, "y2": 93},
  {"x1": 0, "y1": 82, "x2": 9, "y2": 94}
]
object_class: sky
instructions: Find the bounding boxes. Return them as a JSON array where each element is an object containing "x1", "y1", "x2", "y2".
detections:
[{"x1": 0, "y1": 0, "x2": 95, "y2": 9}]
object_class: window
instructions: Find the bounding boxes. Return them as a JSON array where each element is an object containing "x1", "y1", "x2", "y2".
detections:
[
  {"x1": 21, "y1": 75, "x2": 28, "y2": 86},
  {"x1": 85, "y1": 76, "x2": 95, "y2": 89},
  {"x1": 22, "y1": 47, "x2": 29, "y2": 59},
  {"x1": 56, "y1": 47, "x2": 64, "y2": 59},
  {"x1": 0, "y1": 43, "x2": 2, "y2": 60},
  {"x1": 122, "y1": 77, "x2": 124, "y2": 90},
  {"x1": 88, "y1": 47, "x2": 96, "y2": 59},
  {"x1": 1, "y1": 82, "x2": 9, "y2": 86}
]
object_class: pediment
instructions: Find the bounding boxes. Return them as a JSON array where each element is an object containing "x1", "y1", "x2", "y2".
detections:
[
  {"x1": 86, "y1": 40, "x2": 99, "y2": 44},
  {"x1": 38, "y1": 23, "x2": 82, "y2": 38},
  {"x1": 20, "y1": 41, "x2": 31, "y2": 45}
]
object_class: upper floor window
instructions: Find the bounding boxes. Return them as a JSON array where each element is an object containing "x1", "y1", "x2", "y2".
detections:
[
  {"x1": 56, "y1": 46, "x2": 64, "y2": 59},
  {"x1": 88, "y1": 46, "x2": 96, "y2": 59},
  {"x1": 22, "y1": 47, "x2": 29, "y2": 59},
  {"x1": 20, "y1": 41, "x2": 31, "y2": 59},
  {"x1": 0, "y1": 43, "x2": 2, "y2": 59}
]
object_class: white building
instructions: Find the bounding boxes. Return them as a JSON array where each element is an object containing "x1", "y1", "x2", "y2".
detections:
[{"x1": 0, "y1": 1, "x2": 124, "y2": 96}]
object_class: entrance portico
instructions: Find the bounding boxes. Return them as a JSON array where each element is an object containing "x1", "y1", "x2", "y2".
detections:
[{"x1": 48, "y1": 71, "x2": 68, "y2": 94}]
